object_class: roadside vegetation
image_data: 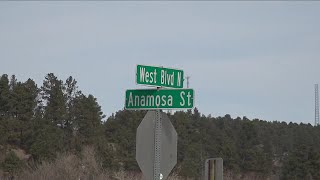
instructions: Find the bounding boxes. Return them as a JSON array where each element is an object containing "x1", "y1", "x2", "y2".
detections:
[{"x1": 1, "y1": 73, "x2": 320, "y2": 179}]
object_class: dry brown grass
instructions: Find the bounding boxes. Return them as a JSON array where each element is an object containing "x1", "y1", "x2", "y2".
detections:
[
  {"x1": 3, "y1": 146, "x2": 189, "y2": 180},
  {"x1": 11, "y1": 149, "x2": 31, "y2": 161},
  {"x1": 112, "y1": 171, "x2": 188, "y2": 180},
  {"x1": 16, "y1": 146, "x2": 111, "y2": 180}
]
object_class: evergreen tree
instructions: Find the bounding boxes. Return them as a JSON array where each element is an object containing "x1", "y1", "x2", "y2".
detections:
[
  {"x1": 3, "y1": 73, "x2": 320, "y2": 179},
  {"x1": 8, "y1": 79, "x2": 38, "y2": 147},
  {"x1": 73, "y1": 94, "x2": 105, "y2": 145},
  {"x1": 41, "y1": 73, "x2": 67, "y2": 127},
  {"x1": 0, "y1": 74, "x2": 10, "y2": 118},
  {"x1": 64, "y1": 76, "x2": 82, "y2": 151}
]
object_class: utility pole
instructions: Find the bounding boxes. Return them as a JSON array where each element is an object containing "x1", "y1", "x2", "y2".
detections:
[
  {"x1": 315, "y1": 84, "x2": 319, "y2": 126},
  {"x1": 186, "y1": 76, "x2": 190, "y2": 88}
]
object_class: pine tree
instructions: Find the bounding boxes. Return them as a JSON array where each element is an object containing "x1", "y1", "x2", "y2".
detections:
[
  {"x1": 0, "y1": 74, "x2": 10, "y2": 118},
  {"x1": 64, "y1": 76, "x2": 82, "y2": 151},
  {"x1": 0, "y1": 75, "x2": 11, "y2": 147},
  {"x1": 8, "y1": 78, "x2": 38, "y2": 147},
  {"x1": 73, "y1": 94, "x2": 105, "y2": 145},
  {"x1": 41, "y1": 73, "x2": 67, "y2": 127}
]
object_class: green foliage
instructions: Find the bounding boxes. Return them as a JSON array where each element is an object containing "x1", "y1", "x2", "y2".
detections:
[
  {"x1": 29, "y1": 120, "x2": 64, "y2": 162},
  {"x1": 42, "y1": 73, "x2": 67, "y2": 127},
  {"x1": 1, "y1": 151, "x2": 24, "y2": 174},
  {"x1": 0, "y1": 74, "x2": 10, "y2": 117},
  {"x1": 101, "y1": 109, "x2": 320, "y2": 178},
  {"x1": 0, "y1": 73, "x2": 107, "y2": 163},
  {"x1": 2, "y1": 73, "x2": 320, "y2": 179},
  {"x1": 73, "y1": 94, "x2": 105, "y2": 145},
  {"x1": 103, "y1": 110, "x2": 146, "y2": 171},
  {"x1": 180, "y1": 142, "x2": 203, "y2": 177},
  {"x1": 282, "y1": 145, "x2": 320, "y2": 180}
]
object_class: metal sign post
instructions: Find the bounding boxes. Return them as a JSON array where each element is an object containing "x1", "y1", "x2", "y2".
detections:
[
  {"x1": 204, "y1": 158, "x2": 223, "y2": 180},
  {"x1": 128, "y1": 65, "x2": 194, "y2": 180},
  {"x1": 154, "y1": 110, "x2": 162, "y2": 180},
  {"x1": 136, "y1": 111, "x2": 177, "y2": 180}
]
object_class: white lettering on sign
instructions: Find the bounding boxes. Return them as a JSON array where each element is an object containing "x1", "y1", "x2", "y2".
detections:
[
  {"x1": 145, "y1": 72, "x2": 149, "y2": 83},
  {"x1": 156, "y1": 96, "x2": 161, "y2": 107},
  {"x1": 180, "y1": 91, "x2": 185, "y2": 106},
  {"x1": 187, "y1": 91, "x2": 192, "y2": 106},
  {"x1": 179, "y1": 91, "x2": 192, "y2": 106},
  {"x1": 161, "y1": 96, "x2": 166, "y2": 106},
  {"x1": 161, "y1": 70, "x2": 165, "y2": 84},
  {"x1": 139, "y1": 67, "x2": 157, "y2": 84},
  {"x1": 140, "y1": 67, "x2": 146, "y2": 82},
  {"x1": 177, "y1": 72, "x2": 182, "y2": 87},
  {"x1": 168, "y1": 72, "x2": 174, "y2": 86},
  {"x1": 168, "y1": 96, "x2": 173, "y2": 106},
  {"x1": 161, "y1": 70, "x2": 175, "y2": 86},
  {"x1": 127, "y1": 93, "x2": 174, "y2": 107},
  {"x1": 128, "y1": 92, "x2": 134, "y2": 106},
  {"x1": 153, "y1": 69, "x2": 157, "y2": 83},
  {"x1": 135, "y1": 95, "x2": 140, "y2": 106},
  {"x1": 146, "y1": 95, "x2": 154, "y2": 106},
  {"x1": 140, "y1": 96, "x2": 145, "y2": 106}
]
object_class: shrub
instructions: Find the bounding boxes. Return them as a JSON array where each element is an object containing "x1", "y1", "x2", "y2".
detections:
[{"x1": 1, "y1": 151, "x2": 24, "y2": 175}]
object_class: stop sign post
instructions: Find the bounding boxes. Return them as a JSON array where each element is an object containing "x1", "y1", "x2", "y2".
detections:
[
  {"x1": 136, "y1": 111, "x2": 177, "y2": 180},
  {"x1": 126, "y1": 65, "x2": 194, "y2": 180}
]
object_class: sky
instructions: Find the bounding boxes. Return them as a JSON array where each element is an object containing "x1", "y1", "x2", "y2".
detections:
[{"x1": 1, "y1": 2, "x2": 320, "y2": 124}]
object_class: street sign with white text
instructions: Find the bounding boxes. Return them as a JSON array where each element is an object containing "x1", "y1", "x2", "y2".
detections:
[
  {"x1": 136, "y1": 65, "x2": 184, "y2": 88},
  {"x1": 125, "y1": 89, "x2": 194, "y2": 110}
]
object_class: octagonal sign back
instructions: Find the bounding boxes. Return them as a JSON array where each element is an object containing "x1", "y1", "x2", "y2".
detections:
[{"x1": 136, "y1": 111, "x2": 177, "y2": 180}]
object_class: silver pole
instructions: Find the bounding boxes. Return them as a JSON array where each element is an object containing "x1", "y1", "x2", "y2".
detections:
[
  {"x1": 315, "y1": 84, "x2": 319, "y2": 126},
  {"x1": 154, "y1": 109, "x2": 162, "y2": 180}
]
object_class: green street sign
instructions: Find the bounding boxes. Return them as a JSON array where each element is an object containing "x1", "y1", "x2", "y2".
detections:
[
  {"x1": 136, "y1": 65, "x2": 184, "y2": 88},
  {"x1": 125, "y1": 89, "x2": 194, "y2": 110}
]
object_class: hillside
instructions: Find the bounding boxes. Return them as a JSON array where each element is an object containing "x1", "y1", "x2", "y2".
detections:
[{"x1": 1, "y1": 73, "x2": 320, "y2": 179}]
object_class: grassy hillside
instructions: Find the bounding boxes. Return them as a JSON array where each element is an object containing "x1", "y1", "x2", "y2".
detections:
[{"x1": 1, "y1": 73, "x2": 320, "y2": 179}]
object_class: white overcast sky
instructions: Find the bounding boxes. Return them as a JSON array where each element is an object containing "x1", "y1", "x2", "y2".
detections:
[{"x1": 1, "y1": 2, "x2": 320, "y2": 124}]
